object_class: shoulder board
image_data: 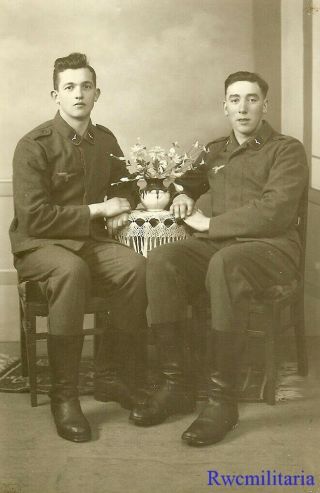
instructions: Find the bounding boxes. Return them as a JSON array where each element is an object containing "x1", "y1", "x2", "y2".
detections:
[
  {"x1": 206, "y1": 136, "x2": 228, "y2": 149},
  {"x1": 27, "y1": 121, "x2": 53, "y2": 140},
  {"x1": 207, "y1": 136, "x2": 228, "y2": 147},
  {"x1": 95, "y1": 124, "x2": 116, "y2": 138},
  {"x1": 271, "y1": 132, "x2": 289, "y2": 141},
  {"x1": 271, "y1": 133, "x2": 302, "y2": 145}
]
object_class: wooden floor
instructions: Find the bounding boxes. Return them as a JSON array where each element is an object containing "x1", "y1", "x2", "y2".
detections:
[{"x1": 0, "y1": 338, "x2": 319, "y2": 493}]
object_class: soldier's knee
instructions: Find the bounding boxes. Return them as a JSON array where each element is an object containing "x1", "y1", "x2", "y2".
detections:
[
  {"x1": 148, "y1": 243, "x2": 181, "y2": 272},
  {"x1": 206, "y1": 247, "x2": 239, "y2": 286},
  {"x1": 55, "y1": 255, "x2": 91, "y2": 286},
  {"x1": 127, "y1": 253, "x2": 146, "y2": 284},
  {"x1": 130, "y1": 251, "x2": 146, "y2": 272}
]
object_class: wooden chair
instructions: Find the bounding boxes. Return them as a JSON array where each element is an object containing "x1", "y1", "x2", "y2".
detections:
[
  {"x1": 191, "y1": 187, "x2": 309, "y2": 405},
  {"x1": 18, "y1": 280, "x2": 110, "y2": 407}
]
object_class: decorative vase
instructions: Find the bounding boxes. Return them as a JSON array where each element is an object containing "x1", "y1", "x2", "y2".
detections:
[{"x1": 139, "y1": 178, "x2": 171, "y2": 212}]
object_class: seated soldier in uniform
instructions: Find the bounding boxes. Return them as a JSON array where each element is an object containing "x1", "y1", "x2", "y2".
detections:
[
  {"x1": 130, "y1": 71, "x2": 308, "y2": 446},
  {"x1": 9, "y1": 53, "x2": 148, "y2": 443}
]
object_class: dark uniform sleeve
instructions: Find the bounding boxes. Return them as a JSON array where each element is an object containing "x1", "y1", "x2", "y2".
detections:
[
  {"x1": 209, "y1": 138, "x2": 309, "y2": 239},
  {"x1": 174, "y1": 150, "x2": 210, "y2": 200},
  {"x1": 12, "y1": 137, "x2": 91, "y2": 239}
]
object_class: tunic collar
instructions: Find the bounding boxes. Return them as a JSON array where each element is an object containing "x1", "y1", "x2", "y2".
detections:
[
  {"x1": 225, "y1": 120, "x2": 274, "y2": 152},
  {"x1": 53, "y1": 112, "x2": 96, "y2": 145}
]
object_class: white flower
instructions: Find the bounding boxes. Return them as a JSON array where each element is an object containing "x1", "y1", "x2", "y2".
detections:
[
  {"x1": 149, "y1": 146, "x2": 166, "y2": 161},
  {"x1": 147, "y1": 167, "x2": 157, "y2": 178},
  {"x1": 168, "y1": 147, "x2": 177, "y2": 158},
  {"x1": 173, "y1": 155, "x2": 182, "y2": 164},
  {"x1": 131, "y1": 143, "x2": 145, "y2": 153}
]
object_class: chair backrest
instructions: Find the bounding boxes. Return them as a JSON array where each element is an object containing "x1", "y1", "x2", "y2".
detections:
[{"x1": 295, "y1": 185, "x2": 309, "y2": 278}]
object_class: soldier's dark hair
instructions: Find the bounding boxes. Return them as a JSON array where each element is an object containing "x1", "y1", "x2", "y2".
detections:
[
  {"x1": 53, "y1": 53, "x2": 96, "y2": 90},
  {"x1": 224, "y1": 71, "x2": 269, "y2": 97}
]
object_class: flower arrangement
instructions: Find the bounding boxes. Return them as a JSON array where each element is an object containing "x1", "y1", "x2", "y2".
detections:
[{"x1": 110, "y1": 140, "x2": 206, "y2": 189}]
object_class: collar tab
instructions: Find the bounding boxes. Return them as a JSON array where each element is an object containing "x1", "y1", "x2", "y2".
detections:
[
  {"x1": 70, "y1": 132, "x2": 82, "y2": 145},
  {"x1": 84, "y1": 127, "x2": 95, "y2": 144},
  {"x1": 248, "y1": 136, "x2": 264, "y2": 149},
  {"x1": 245, "y1": 121, "x2": 274, "y2": 151}
]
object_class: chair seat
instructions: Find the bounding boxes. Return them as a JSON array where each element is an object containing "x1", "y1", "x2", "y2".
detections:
[
  {"x1": 255, "y1": 280, "x2": 299, "y2": 301},
  {"x1": 18, "y1": 280, "x2": 108, "y2": 313},
  {"x1": 194, "y1": 279, "x2": 299, "y2": 308}
]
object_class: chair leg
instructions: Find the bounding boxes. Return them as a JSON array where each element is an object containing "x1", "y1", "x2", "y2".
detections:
[
  {"x1": 19, "y1": 301, "x2": 28, "y2": 377},
  {"x1": 293, "y1": 299, "x2": 308, "y2": 376},
  {"x1": 263, "y1": 306, "x2": 280, "y2": 406},
  {"x1": 132, "y1": 329, "x2": 148, "y2": 389},
  {"x1": 25, "y1": 314, "x2": 38, "y2": 407},
  {"x1": 191, "y1": 301, "x2": 209, "y2": 399},
  {"x1": 93, "y1": 311, "x2": 108, "y2": 357}
]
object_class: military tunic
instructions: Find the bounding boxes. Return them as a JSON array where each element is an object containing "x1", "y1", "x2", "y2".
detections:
[
  {"x1": 176, "y1": 120, "x2": 308, "y2": 265},
  {"x1": 10, "y1": 112, "x2": 136, "y2": 255}
]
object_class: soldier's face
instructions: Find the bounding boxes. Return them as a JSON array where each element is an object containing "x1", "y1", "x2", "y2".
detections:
[
  {"x1": 223, "y1": 81, "x2": 268, "y2": 138},
  {"x1": 51, "y1": 68, "x2": 100, "y2": 121}
]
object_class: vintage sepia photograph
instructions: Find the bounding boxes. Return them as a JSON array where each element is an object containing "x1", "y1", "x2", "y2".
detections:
[{"x1": 0, "y1": 0, "x2": 319, "y2": 492}]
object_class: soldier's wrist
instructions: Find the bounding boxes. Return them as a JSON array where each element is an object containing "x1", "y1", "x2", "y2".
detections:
[
  {"x1": 172, "y1": 192, "x2": 190, "y2": 202},
  {"x1": 88, "y1": 203, "x2": 104, "y2": 218}
]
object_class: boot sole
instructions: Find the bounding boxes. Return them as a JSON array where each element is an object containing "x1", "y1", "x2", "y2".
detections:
[
  {"x1": 56, "y1": 429, "x2": 92, "y2": 443},
  {"x1": 182, "y1": 422, "x2": 238, "y2": 447}
]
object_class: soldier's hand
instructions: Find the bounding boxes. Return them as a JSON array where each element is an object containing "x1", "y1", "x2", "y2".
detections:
[
  {"x1": 89, "y1": 197, "x2": 131, "y2": 219},
  {"x1": 183, "y1": 210, "x2": 210, "y2": 232},
  {"x1": 106, "y1": 212, "x2": 130, "y2": 237},
  {"x1": 170, "y1": 194, "x2": 194, "y2": 219},
  {"x1": 104, "y1": 197, "x2": 131, "y2": 217}
]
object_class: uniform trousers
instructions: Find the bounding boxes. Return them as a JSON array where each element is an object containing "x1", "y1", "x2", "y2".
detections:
[
  {"x1": 147, "y1": 237, "x2": 299, "y2": 333},
  {"x1": 14, "y1": 240, "x2": 147, "y2": 335}
]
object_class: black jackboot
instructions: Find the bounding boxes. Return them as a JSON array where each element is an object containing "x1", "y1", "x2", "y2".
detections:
[
  {"x1": 129, "y1": 322, "x2": 195, "y2": 426},
  {"x1": 94, "y1": 330, "x2": 136, "y2": 410},
  {"x1": 182, "y1": 330, "x2": 244, "y2": 446},
  {"x1": 47, "y1": 334, "x2": 91, "y2": 443}
]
